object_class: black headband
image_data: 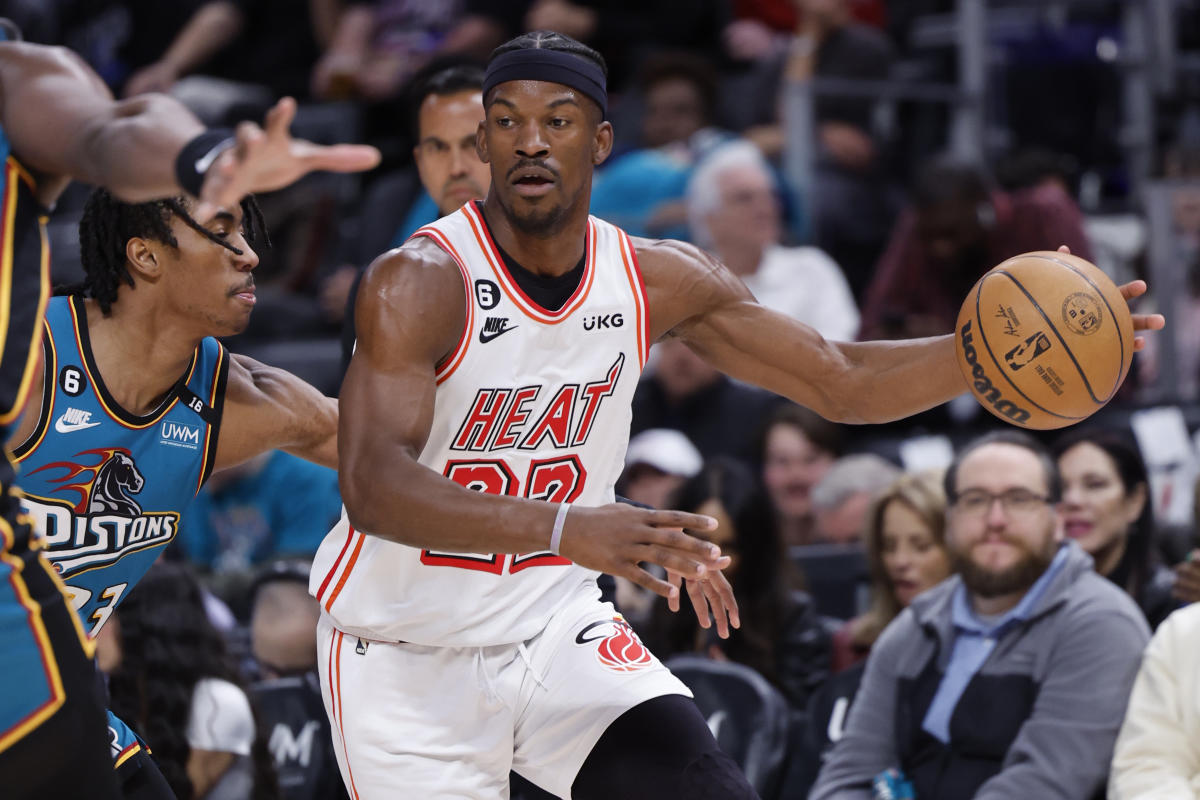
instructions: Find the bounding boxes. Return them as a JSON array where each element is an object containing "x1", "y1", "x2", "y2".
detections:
[{"x1": 483, "y1": 49, "x2": 607, "y2": 118}]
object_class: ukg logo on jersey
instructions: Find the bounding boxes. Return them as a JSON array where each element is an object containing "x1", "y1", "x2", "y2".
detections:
[{"x1": 20, "y1": 447, "x2": 179, "y2": 575}]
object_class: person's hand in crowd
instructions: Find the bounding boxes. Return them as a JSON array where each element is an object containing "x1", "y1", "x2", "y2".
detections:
[
  {"x1": 723, "y1": 18, "x2": 777, "y2": 62},
  {"x1": 1173, "y1": 549, "x2": 1200, "y2": 604},
  {"x1": 311, "y1": 49, "x2": 365, "y2": 100},
  {"x1": 319, "y1": 264, "x2": 359, "y2": 323},
  {"x1": 123, "y1": 60, "x2": 180, "y2": 97}
]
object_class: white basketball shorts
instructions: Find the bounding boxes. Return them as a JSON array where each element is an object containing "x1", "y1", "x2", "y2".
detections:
[{"x1": 316, "y1": 586, "x2": 691, "y2": 799}]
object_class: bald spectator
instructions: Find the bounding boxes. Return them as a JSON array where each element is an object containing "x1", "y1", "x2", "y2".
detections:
[{"x1": 811, "y1": 454, "x2": 903, "y2": 544}]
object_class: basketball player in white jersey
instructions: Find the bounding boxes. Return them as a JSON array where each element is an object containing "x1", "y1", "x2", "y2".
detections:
[{"x1": 314, "y1": 31, "x2": 1162, "y2": 800}]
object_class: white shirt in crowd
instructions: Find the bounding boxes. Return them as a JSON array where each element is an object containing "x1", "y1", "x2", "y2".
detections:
[{"x1": 739, "y1": 245, "x2": 860, "y2": 342}]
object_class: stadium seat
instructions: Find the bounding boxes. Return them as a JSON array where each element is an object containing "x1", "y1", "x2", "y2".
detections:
[
  {"x1": 251, "y1": 672, "x2": 349, "y2": 800},
  {"x1": 666, "y1": 655, "x2": 792, "y2": 799}
]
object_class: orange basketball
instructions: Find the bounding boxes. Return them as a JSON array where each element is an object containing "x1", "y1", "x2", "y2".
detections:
[{"x1": 954, "y1": 251, "x2": 1134, "y2": 430}]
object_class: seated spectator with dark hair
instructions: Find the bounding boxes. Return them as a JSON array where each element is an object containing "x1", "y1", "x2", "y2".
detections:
[
  {"x1": 638, "y1": 458, "x2": 832, "y2": 709},
  {"x1": 811, "y1": 431, "x2": 1149, "y2": 800},
  {"x1": 1053, "y1": 428, "x2": 1177, "y2": 629},
  {"x1": 97, "y1": 561, "x2": 279, "y2": 800},
  {"x1": 859, "y1": 156, "x2": 1093, "y2": 341},
  {"x1": 758, "y1": 403, "x2": 842, "y2": 546}
]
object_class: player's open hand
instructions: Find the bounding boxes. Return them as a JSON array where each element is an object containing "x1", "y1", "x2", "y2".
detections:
[
  {"x1": 1056, "y1": 244, "x2": 1164, "y2": 350},
  {"x1": 195, "y1": 97, "x2": 381, "y2": 222},
  {"x1": 667, "y1": 562, "x2": 741, "y2": 639},
  {"x1": 558, "y1": 505, "x2": 730, "y2": 604}
]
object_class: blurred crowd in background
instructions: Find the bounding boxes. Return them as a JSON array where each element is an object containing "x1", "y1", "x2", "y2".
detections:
[{"x1": 12, "y1": 0, "x2": 1200, "y2": 797}]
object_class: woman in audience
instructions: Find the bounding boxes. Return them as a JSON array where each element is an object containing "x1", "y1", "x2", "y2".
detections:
[
  {"x1": 758, "y1": 403, "x2": 843, "y2": 547},
  {"x1": 1054, "y1": 428, "x2": 1176, "y2": 628},
  {"x1": 638, "y1": 457, "x2": 832, "y2": 708},
  {"x1": 830, "y1": 469, "x2": 952, "y2": 672},
  {"x1": 98, "y1": 562, "x2": 279, "y2": 800}
]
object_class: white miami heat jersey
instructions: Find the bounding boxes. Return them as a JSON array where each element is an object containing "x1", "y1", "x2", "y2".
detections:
[{"x1": 311, "y1": 201, "x2": 649, "y2": 647}]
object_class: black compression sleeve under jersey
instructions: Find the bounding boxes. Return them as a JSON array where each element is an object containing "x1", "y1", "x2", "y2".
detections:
[{"x1": 490, "y1": 238, "x2": 586, "y2": 313}]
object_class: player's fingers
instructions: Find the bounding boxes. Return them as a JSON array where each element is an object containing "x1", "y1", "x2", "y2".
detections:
[
  {"x1": 632, "y1": 544, "x2": 710, "y2": 579},
  {"x1": 1056, "y1": 244, "x2": 1072, "y2": 255},
  {"x1": 667, "y1": 570, "x2": 682, "y2": 613},
  {"x1": 684, "y1": 577, "x2": 710, "y2": 629},
  {"x1": 296, "y1": 142, "x2": 383, "y2": 173},
  {"x1": 1131, "y1": 312, "x2": 1165, "y2": 331},
  {"x1": 699, "y1": 579, "x2": 730, "y2": 638},
  {"x1": 264, "y1": 96, "x2": 297, "y2": 139},
  {"x1": 704, "y1": 569, "x2": 740, "y2": 632},
  {"x1": 1118, "y1": 279, "x2": 1148, "y2": 301},
  {"x1": 646, "y1": 509, "x2": 717, "y2": 534},
  {"x1": 622, "y1": 564, "x2": 677, "y2": 602}
]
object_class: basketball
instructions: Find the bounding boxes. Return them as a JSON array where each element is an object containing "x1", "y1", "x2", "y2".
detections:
[{"x1": 954, "y1": 250, "x2": 1134, "y2": 430}]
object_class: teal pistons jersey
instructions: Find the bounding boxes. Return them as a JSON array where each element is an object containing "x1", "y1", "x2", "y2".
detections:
[{"x1": 13, "y1": 295, "x2": 228, "y2": 635}]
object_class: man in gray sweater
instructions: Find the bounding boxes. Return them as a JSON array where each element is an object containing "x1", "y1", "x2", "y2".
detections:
[{"x1": 811, "y1": 430, "x2": 1150, "y2": 800}]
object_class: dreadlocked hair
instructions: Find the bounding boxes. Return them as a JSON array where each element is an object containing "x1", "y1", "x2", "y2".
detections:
[
  {"x1": 70, "y1": 188, "x2": 268, "y2": 315},
  {"x1": 490, "y1": 30, "x2": 608, "y2": 80}
]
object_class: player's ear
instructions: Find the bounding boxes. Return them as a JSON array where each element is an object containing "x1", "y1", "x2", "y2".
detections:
[
  {"x1": 593, "y1": 120, "x2": 613, "y2": 166},
  {"x1": 124, "y1": 237, "x2": 162, "y2": 281},
  {"x1": 476, "y1": 119, "x2": 490, "y2": 164}
]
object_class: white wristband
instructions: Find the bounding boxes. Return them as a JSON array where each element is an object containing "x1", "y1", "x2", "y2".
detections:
[{"x1": 549, "y1": 502, "x2": 571, "y2": 555}]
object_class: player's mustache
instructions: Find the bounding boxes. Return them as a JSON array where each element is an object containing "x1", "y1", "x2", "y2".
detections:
[
  {"x1": 506, "y1": 160, "x2": 559, "y2": 181},
  {"x1": 228, "y1": 278, "x2": 255, "y2": 296}
]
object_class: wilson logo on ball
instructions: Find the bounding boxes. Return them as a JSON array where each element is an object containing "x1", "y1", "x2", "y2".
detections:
[{"x1": 959, "y1": 319, "x2": 1032, "y2": 425}]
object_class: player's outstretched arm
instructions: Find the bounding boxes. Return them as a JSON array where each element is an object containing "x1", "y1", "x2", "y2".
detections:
[
  {"x1": 214, "y1": 354, "x2": 338, "y2": 471},
  {"x1": 644, "y1": 239, "x2": 1164, "y2": 426},
  {"x1": 0, "y1": 41, "x2": 379, "y2": 214},
  {"x1": 639, "y1": 238, "x2": 965, "y2": 424},
  {"x1": 338, "y1": 240, "x2": 730, "y2": 602}
]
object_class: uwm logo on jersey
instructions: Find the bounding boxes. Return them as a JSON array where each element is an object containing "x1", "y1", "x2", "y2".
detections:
[
  {"x1": 450, "y1": 354, "x2": 624, "y2": 453},
  {"x1": 20, "y1": 447, "x2": 179, "y2": 576}
]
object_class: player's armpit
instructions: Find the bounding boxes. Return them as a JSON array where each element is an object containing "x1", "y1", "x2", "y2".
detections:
[{"x1": 213, "y1": 354, "x2": 338, "y2": 471}]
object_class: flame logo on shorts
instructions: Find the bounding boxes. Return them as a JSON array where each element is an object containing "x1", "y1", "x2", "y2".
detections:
[{"x1": 576, "y1": 616, "x2": 653, "y2": 673}]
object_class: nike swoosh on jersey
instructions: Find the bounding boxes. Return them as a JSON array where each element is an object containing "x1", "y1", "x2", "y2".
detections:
[
  {"x1": 479, "y1": 324, "x2": 518, "y2": 343},
  {"x1": 54, "y1": 417, "x2": 101, "y2": 433}
]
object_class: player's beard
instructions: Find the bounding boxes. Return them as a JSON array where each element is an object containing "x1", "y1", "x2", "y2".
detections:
[{"x1": 951, "y1": 535, "x2": 1057, "y2": 599}]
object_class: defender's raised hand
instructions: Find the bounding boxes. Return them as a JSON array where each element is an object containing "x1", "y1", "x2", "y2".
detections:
[{"x1": 195, "y1": 97, "x2": 380, "y2": 222}]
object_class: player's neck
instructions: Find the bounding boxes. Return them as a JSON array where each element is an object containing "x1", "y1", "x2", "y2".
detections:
[
  {"x1": 480, "y1": 197, "x2": 587, "y2": 277},
  {"x1": 82, "y1": 297, "x2": 199, "y2": 415}
]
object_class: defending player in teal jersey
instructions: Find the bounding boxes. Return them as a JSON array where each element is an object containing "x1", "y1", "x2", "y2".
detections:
[
  {"x1": 8, "y1": 188, "x2": 340, "y2": 797},
  {"x1": 0, "y1": 19, "x2": 377, "y2": 799}
]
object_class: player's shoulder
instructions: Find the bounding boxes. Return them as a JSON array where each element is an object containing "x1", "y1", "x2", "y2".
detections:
[
  {"x1": 630, "y1": 236, "x2": 725, "y2": 282},
  {"x1": 361, "y1": 235, "x2": 463, "y2": 300},
  {"x1": 631, "y1": 235, "x2": 748, "y2": 302}
]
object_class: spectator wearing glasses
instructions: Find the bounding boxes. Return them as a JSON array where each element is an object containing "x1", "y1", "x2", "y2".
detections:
[{"x1": 811, "y1": 431, "x2": 1149, "y2": 800}]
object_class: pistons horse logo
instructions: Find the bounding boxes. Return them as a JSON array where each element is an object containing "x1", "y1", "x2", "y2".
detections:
[{"x1": 28, "y1": 447, "x2": 145, "y2": 516}]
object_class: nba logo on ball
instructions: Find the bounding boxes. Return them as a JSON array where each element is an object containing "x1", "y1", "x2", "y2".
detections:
[{"x1": 955, "y1": 251, "x2": 1135, "y2": 430}]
